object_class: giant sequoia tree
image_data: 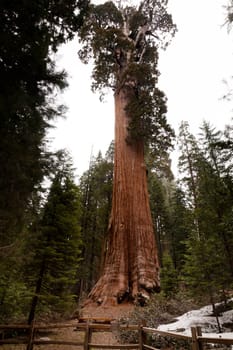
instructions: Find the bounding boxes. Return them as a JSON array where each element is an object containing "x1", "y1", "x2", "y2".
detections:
[{"x1": 79, "y1": 0, "x2": 175, "y2": 305}]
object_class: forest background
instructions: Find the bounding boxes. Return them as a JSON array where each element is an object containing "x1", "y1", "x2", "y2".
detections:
[{"x1": 0, "y1": 0, "x2": 233, "y2": 324}]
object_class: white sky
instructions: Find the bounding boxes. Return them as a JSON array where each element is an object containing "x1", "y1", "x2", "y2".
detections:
[{"x1": 48, "y1": 0, "x2": 233, "y2": 177}]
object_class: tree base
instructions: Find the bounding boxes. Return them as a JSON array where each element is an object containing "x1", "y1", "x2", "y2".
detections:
[{"x1": 85, "y1": 282, "x2": 160, "y2": 308}]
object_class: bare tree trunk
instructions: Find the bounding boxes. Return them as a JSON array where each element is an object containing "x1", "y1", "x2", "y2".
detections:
[
  {"x1": 28, "y1": 258, "x2": 45, "y2": 325},
  {"x1": 88, "y1": 87, "x2": 160, "y2": 305}
]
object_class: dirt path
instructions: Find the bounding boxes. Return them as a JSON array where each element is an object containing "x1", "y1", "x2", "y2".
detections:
[
  {"x1": 32, "y1": 303, "x2": 135, "y2": 350},
  {"x1": 80, "y1": 302, "x2": 135, "y2": 320},
  {"x1": 76, "y1": 302, "x2": 135, "y2": 349}
]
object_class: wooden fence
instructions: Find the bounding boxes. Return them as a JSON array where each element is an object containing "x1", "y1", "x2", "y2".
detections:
[{"x1": 0, "y1": 321, "x2": 232, "y2": 350}]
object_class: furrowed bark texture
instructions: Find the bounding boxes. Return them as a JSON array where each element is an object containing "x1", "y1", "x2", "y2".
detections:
[{"x1": 88, "y1": 87, "x2": 160, "y2": 305}]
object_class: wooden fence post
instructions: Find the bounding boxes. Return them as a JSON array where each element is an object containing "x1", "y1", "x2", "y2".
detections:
[
  {"x1": 138, "y1": 326, "x2": 144, "y2": 350},
  {"x1": 26, "y1": 320, "x2": 35, "y2": 350},
  {"x1": 196, "y1": 326, "x2": 203, "y2": 350},
  {"x1": 139, "y1": 321, "x2": 147, "y2": 350},
  {"x1": 191, "y1": 326, "x2": 202, "y2": 350},
  {"x1": 111, "y1": 320, "x2": 119, "y2": 335},
  {"x1": 84, "y1": 322, "x2": 91, "y2": 350},
  {"x1": 191, "y1": 327, "x2": 198, "y2": 350}
]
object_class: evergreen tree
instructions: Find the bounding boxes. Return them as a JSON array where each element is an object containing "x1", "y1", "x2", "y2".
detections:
[
  {"x1": 0, "y1": 240, "x2": 28, "y2": 322},
  {"x1": 0, "y1": 0, "x2": 89, "y2": 243},
  {"x1": 178, "y1": 121, "x2": 233, "y2": 304},
  {"x1": 183, "y1": 232, "x2": 227, "y2": 332},
  {"x1": 165, "y1": 186, "x2": 192, "y2": 272},
  {"x1": 0, "y1": 0, "x2": 88, "y2": 320},
  {"x1": 178, "y1": 121, "x2": 201, "y2": 213},
  {"x1": 24, "y1": 151, "x2": 82, "y2": 323},
  {"x1": 160, "y1": 253, "x2": 179, "y2": 298},
  {"x1": 148, "y1": 172, "x2": 169, "y2": 264},
  {"x1": 147, "y1": 147, "x2": 191, "y2": 272},
  {"x1": 198, "y1": 122, "x2": 233, "y2": 276},
  {"x1": 78, "y1": 147, "x2": 113, "y2": 296}
]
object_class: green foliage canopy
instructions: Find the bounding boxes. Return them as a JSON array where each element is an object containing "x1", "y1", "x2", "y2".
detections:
[
  {"x1": 78, "y1": 0, "x2": 176, "y2": 155},
  {"x1": 0, "y1": 0, "x2": 89, "y2": 240}
]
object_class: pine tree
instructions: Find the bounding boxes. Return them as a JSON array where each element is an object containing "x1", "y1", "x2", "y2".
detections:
[
  {"x1": 168, "y1": 186, "x2": 192, "y2": 271},
  {"x1": 160, "y1": 253, "x2": 179, "y2": 297},
  {"x1": 178, "y1": 121, "x2": 201, "y2": 212},
  {"x1": 0, "y1": 0, "x2": 89, "y2": 244},
  {"x1": 178, "y1": 122, "x2": 233, "y2": 306},
  {"x1": 198, "y1": 122, "x2": 233, "y2": 276},
  {"x1": 183, "y1": 232, "x2": 227, "y2": 332},
  {"x1": 0, "y1": 0, "x2": 89, "y2": 320},
  {"x1": 25, "y1": 151, "x2": 82, "y2": 323},
  {"x1": 147, "y1": 144, "x2": 191, "y2": 273},
  {"x1": 78, "y1": 149, "x2": 113, "y2": 296}
]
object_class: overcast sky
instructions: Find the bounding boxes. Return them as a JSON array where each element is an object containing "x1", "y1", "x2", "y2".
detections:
[{"x1": 48, "y1": 0, "x2": 233, "y2": 178}]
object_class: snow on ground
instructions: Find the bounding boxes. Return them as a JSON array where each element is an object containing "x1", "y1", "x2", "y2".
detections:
[{"x1": 157, "y1": 301, "x2": 233, "y2": 339}]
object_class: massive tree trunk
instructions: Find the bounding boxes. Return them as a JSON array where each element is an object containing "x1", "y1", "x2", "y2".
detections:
[
  {"x1": 78, "y1": 0, "x2": 176, "y2": 307},
  {"x1": 88, "y1": 86, "x2": 160, "y2": 306}
]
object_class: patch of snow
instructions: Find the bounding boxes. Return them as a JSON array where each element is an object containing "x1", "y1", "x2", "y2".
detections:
[{"x1": 157, "y1": 301, "x2": 233, "y2": 338}]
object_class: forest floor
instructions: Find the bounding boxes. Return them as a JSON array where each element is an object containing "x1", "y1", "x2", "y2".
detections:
[{"x1": 79, "y1": 301, "x2": 135, "y2": 319}]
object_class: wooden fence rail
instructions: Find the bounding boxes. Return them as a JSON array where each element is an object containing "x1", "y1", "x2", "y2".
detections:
[{"x1": 0, "y1": 321, "x2": 232, "y2": 350}]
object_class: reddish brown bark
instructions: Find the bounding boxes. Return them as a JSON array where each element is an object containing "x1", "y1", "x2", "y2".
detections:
[{"x1": 88, "y1": 86, "x2": 160, "y2": 305}]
